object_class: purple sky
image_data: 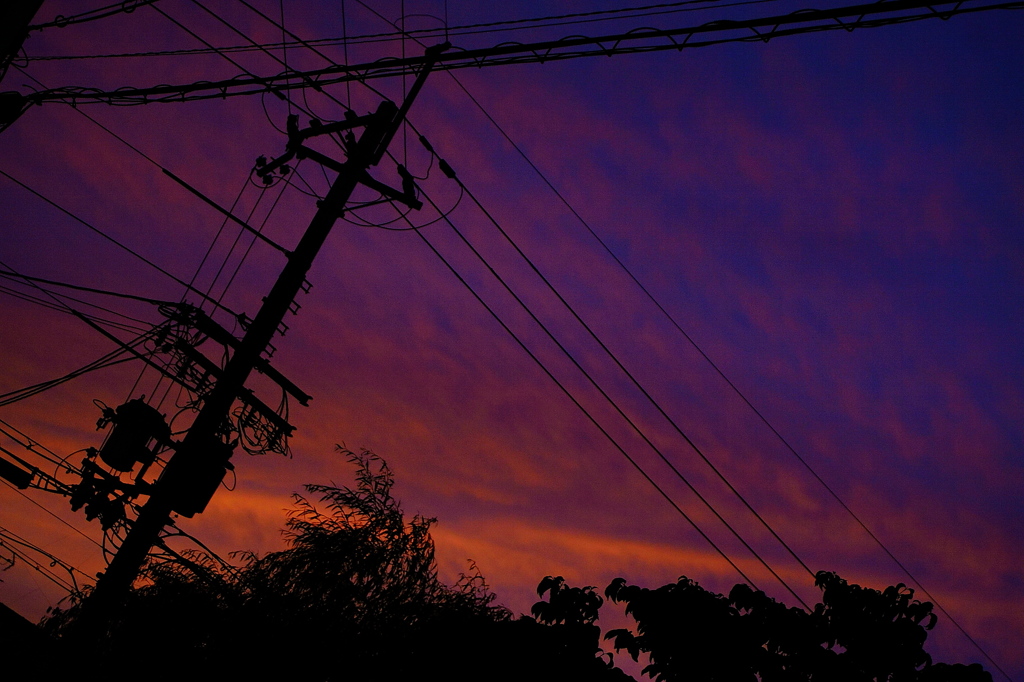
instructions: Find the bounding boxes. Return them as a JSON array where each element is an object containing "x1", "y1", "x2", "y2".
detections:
[{"x1": 1, "y1": 1, "x2": 1021, "y2": 678}]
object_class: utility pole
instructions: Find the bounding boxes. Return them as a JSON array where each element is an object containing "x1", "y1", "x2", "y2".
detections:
[
  {"x1": 0, "y1": 0, "x2": 42, "y2": 128},
  {"x1": 0, "y1": 0, "x2": 42, "y2": 81},
  {"x1": 84, "y1": 43, "x2": 448, "y2": 614}
]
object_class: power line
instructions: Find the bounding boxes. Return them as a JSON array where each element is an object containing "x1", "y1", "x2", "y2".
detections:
[
  {"x1": 434, "y1": 150, "x2": 815, "y2": 581},
  {"x1": 0, "y1": 269, "x2": 176, "y2": 306},
  {"x1": 364, "y1": 11, "x2": 1018, "y2": 670},
  {"x1": 29, "y1": 0, "x2": 160, "y2": 32},
  {"x1": 19, "y1": 0, "x2": 1022, "y2": 106},
  {"x1": 0, "y1": 167, "x2": 239, "y2": 317},
  {"x1": 0, "y1": 479, "x2": 102, "y2": 550},
  {"x1": 19, "y1": 0, "x2": 770, "y2": 62},
  {"x1": 432, "y1": 40, "x2": 1015, "y2": 682},
  {"x1": 0, "y1": 525, "x2": 91, "y2": 593},
  {"x1": 406, "y1": 212, "x2": 761, "y2": 591},
  {"x1": 0, "y1": 283, "x2": 147, "y2": 334},
  {"x1": 413, "y1": 183, "x2": 809, "y2": 607}
]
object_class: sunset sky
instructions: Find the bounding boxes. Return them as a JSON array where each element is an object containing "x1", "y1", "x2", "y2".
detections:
[{"x1": 1, "y1": 0, "x2": 1021, "y2": 677}]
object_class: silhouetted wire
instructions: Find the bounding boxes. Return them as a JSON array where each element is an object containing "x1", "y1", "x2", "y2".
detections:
[
  {"x1": 286, "y1": 167, "x2": 325, "y2": 199},
  {"x1": 429, "y1": 153, "x2": 815, "y2": 583},
  {"x1": 29, "y1": 0, "x2": 161, "y2": 32},
  {"x1": 184, "y1": 0, "x2": 323, "y2": 118},
  {"x1": 33, "y1": 0, "x2": 776, "y2": 61},
  {"x1": 364, "y1": 1, "x2": 812, "y2": 600},
  {"x1": 0, "y1": 269, "x2": 175, "y2": 306},
  {"x1": 0, "y1": 260, "x2": 168, "y2": 407},
  {"x1": 0, "y1": 418, "x2": 75, "y2": 471},
  {"x1": 150, "y1": 2, "x2": 295, "y2": 115},
  {"x1": 15, "y1": 64, "x2": 276, "y2": 313},
  {"x1": 186, "y1": 181, "x2": 251, "y2": 299},
  {"x1": 0, "y1": 259, "x2": 151, "y2": 338},
  {"x1": 202, "y1": 177, "x2": 269, "y2": 309},
  {"x1": 0, "y1": 479, "x2": 102, "y2": 549},
  {"x1": 138, "y1": 173, "x2": 253, "y2": 412},
  {"x1": 219, "y1": 177, "x2": 290, "y2": 298},
  {"x1": 414, "y1": 186, "x2": 807, "y2": 607},
  {"x1": 0, "y1": 525, "x2": 91, "y2": 580},
  {"x1": 0, "y1": 284, "x2": 145, "y2": 334},
  {"x1": 0, "y1": 280, "x2": 154, "y2": 331},
  {"x1": 24, "y1": 2, "x2": 1024, "y2": 107},
  {"x1": 352, "y1": 187, "x2": 464, "y2": 232},
  {"x1": 434, "y1": 49, "x2": 1014, "y2": 682},
  {"x1": 342, "y1": 0, "x2": 352, "y2": 106},
  {"x1": 0, "y1": 530, "x2": 81, "y2": 593},
  {"x1": 261, "y1": 89, "x2": 288, "y2": 134},
  {"x1": 280, "y1": 0, "x2": 290, "y2": 118},
  {"x1": 342, "y1": 193, "x2": 417, "y2": 228},
  {"x1": 404, "y1": 212, "x2": 761, "y2": 591},
  {"x1": 371, "y1": 16, "x2": 1014, "y2": 669},
  {"x1": 0, "y1": 168, "x2": 239, "y2": 317},
  {"x1": 0, "y1": 351, "x2": 141, "y2": 407},
  {"x1": 402, "y1": 0, "x2": 408, "y2": 163},
  {"x1": 234, "y1": 0, "x2": 394, "y2": 106},
  {"x1": 10, "y1": 65, "x2": 262, "y2": 413}
]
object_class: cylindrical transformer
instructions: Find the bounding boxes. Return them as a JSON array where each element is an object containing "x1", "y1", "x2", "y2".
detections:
[{"x1": 98, "y1": 399, "x2": 171, "y2": 471}]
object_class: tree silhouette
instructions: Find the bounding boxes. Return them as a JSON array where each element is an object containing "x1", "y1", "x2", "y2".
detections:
[
  {"x1": 42, "y1": 448, "x2": 631, "y2": 681},
  {"x1": 38, "y1": 448, "x2": 991, "y2": 681},
  {"x1": 603, "y1": 572, "x2": 992, "y2": 682}
]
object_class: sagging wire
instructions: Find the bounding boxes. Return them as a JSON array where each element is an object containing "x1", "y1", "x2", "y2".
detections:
[
  {"x1": 30, "y1": 0, "x2": 161, "y2": 32},
  {"x1": 0, "y1": 526, "x2": 87, "y2": 594}
]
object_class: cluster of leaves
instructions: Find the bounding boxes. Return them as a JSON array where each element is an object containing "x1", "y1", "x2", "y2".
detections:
[{"x1": 601, "y1": 572, "x2": 992, "y2": 682}]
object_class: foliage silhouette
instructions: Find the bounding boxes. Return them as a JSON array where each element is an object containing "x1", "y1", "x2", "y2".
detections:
[
  {"x1": 602, "y1": 571, "x2": 992, "y2": 682},
  {"x1": 38, "y1": 447, "x2": 991, "y2": 681},
  {"x1": 42, "y1": 448, "x2": 630, "y2": 681}
]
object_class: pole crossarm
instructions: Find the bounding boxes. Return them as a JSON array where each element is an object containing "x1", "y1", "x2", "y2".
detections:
[{"x1": 9, "y1": 0, "x2": 1022, "y2": 109}]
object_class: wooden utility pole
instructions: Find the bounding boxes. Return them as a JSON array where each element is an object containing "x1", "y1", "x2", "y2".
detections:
[{"x1": 85, "y1": 43, "x2": 447, "y2": 613}]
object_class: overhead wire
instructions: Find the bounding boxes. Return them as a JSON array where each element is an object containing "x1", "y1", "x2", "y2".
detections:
[
  {"x1": 0, "y1": 284, "x2": 146, "y2": 334},
  {"x1": 0, "y1": 351, "x2": 140, "y2": 408},
  {"x1": 433, "y1": 49, "x2": 1014, "y2": 677},
  {"x1": 429, "y1": 150, "x2": 815, "y2": 582},
  {"x1": 366, "y1": 9, "x2": 1010, "y2": 673},
  {"x1": 412, "y1": 34, "x2": 1013, "y2": 681},
  {"x1": 0, "y1": 479, "x2": 102, "y2": 550},
  {"x1": 232, "y1": 0, "x2": 396, "y2": 106},
  {"x1": 29, "y1": 0, "x2": 161, "y2": 32},
  {"x1": 0, "y1": 418, "x2": 78, "y2": 472},
  {"x1": 21, "y1": 0, "x2": 780, "y2": 61},
  {"x1": 200, "y1": 179, "x2": 270, "y2": 311},
  {"x1": 0, "y1": 167, "x2": 240, "y2": 317},
  {"x1": 5, "y1": 65, "x2": 268, "y2": 419},
  {"x1": 0, "y1": 269, "x2": 177, "y2": 306},
  {"x1": 219, "y1": 177, "x2": 291, "y2": 300},
  {"x1": 0, "y1": 526, "x2": 86, "y2": 593},
  {"x1": 0, "y1": 259, "x2": 171, "y2": 407},
  {"x1": 0, "y1": 275, "x2": 155, "y2": 331},
  {"x1": 409, "y1": 180, "x2": 809, "y2": 607},
  {"x1": 401, "y1": 207, "x2": 761, "y2": 591},
  {"x1": 19, "y1": 2, "x2": 1024, "y2": 107}
]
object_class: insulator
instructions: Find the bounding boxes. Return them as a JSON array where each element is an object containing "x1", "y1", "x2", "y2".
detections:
[{"x1": 97, "y1": 399, "x2": 171, "y2": 472}]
